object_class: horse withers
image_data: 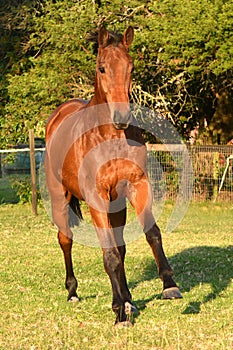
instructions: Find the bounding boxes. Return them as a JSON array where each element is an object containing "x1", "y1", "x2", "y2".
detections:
[{"x1": 45, "y1": 26, "x2": 182, "y2": 326}]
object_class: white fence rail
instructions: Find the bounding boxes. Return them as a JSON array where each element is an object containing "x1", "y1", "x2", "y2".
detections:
[
  {"x1": 0, "y1": 148, "x2": 45, "y2": 153},
  {"x1": 1, "y1": 143, "x2": 233, "y2": 206}
]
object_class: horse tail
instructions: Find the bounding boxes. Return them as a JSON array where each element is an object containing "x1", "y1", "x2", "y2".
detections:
[{"x1": 68, "y1": 194, "x2": 83, "y2": 227}]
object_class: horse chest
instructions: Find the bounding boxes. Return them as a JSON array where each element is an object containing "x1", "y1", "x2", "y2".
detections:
[{"x1": 93, "y1": 158, "x2": 146, "y2": 198}]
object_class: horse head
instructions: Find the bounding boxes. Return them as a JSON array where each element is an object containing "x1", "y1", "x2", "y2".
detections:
[{"x1": 95, "y1": 26, "x2": 134, "y2": 130}]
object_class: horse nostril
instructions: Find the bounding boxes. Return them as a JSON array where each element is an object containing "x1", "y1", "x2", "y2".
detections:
[
  {"x1": 113, "y1": 111, "x2": 121, "y2": 125},
  {"x1": 113, "y1": 110, "x2": 131, "y2": 126}
]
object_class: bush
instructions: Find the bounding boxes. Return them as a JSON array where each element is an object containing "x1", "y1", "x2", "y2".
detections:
[{"x1": 11, "y1": 176, "x2": 41, "y2": 204}]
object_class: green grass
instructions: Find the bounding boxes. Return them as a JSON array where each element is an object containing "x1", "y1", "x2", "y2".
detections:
[{"x1": 0, "y1": 202, "x2": 233, "y2": 349}]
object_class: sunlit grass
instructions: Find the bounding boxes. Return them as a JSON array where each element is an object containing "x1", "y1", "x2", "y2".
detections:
[{"x1": 1, "y1": 202, "x2": 232, "y2": 349}]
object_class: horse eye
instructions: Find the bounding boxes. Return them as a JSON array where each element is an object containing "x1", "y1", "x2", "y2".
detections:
[{"x1": 99, "y1": 67, "x2": 105, "y2": 74}]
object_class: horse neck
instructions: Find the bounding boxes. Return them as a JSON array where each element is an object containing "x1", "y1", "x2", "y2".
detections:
[
  {"x1": 91, "y1": 74, "x2": 107, "y2": 105},
  {"x1": 87, "y1": 76, "x2": 110, "y2": 118},
  {"x1": 86, "y1": 78, "x2": 110, "y2": 124}
]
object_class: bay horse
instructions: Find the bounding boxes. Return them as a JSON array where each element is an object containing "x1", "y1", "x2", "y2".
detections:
[{"x1": 45, "y1": 26, "x2": 182, "y2": 326}]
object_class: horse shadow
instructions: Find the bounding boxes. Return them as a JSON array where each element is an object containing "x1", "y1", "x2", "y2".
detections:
[{"x1": 129, "y1": 245, "x2": 233, "y2": 315}]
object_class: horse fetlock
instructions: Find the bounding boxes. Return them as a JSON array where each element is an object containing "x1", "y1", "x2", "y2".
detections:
[
  {"x1": 125, "y1": 302, "x2": 138, "y2": 322},
  {"x1": 159, "y1": 267, "x2": 174, "y2": 279},
  {"x1": 65, "y1": 276, "x2": 78, "y2": 299},
  {"x1": 161, "y1": 273, "x2": 181, "y2": 295},
  {"x1": 113, "y1": 304, "x2": 127, "y2": 324},
  {"x1": 67, "y1": 285, "x2": 79, "y2": 302},
  {"x1": 66, "y1": 275, "x2": 77, "y2": 288},
  {"x1": 113, "y1": 301, "x2": 138, "y2": 325}
]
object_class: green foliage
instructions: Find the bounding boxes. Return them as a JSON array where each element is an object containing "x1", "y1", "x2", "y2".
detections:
[
  {"x1": 132, "y1": 0, "x2": 233, "y2": 139},
  {"x1": 10, "y1": 176, "x2": 41, "y2": 204},
  {"x1": 1, "y1": 0, "x2": 233, "y2": 147},
  {"x1": 1, "y1": 0, "x2": 97, "y2": 147}
]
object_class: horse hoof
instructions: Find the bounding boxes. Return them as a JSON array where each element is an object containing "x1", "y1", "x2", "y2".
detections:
[
  {"x1": 115, "y1": 320, "x2": 133, "y2": 328},
  {"x1": 68, "y1": 296, "x2": 79, "y2": 302},
  {"x1": 162, "y1": 287, "x2": 183, "y2": 300}
]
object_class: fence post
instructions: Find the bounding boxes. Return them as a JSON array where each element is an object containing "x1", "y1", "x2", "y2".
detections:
[
  {"x1": 213, "y1": 152, "x2": 219, "y2": 201},
  {"x1": 29, "y1": 129, "x2": 38, "y2": 216}
]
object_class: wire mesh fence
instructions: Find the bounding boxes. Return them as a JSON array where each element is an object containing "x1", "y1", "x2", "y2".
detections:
[
  {"x1": 0, "y1": 144, "x2": 233, "y2": 204},
  {"x1": 147, "y1": 145, "x2": 233, "y2": 202},
  {"x1": 190, "y1": 145, "x2": 233, "y2": 201}
]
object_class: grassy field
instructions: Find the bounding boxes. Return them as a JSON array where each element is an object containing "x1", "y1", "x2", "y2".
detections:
[{"x1": 0, "y1": 201, "x2": 233, "y2": 349}]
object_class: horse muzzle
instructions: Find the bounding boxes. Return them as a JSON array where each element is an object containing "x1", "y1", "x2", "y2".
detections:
[{"x1": 113, "y1": 110, "x2": 132, "y2": 130}]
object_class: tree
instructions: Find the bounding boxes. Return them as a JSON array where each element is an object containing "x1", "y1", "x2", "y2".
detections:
[
  {"x1": 1, "y1": 0, "x2": 232, "y2": 147},
  {"x1": 131, "y1": 0, "x2": 233, "y2": 141},
  {"x1": 1, "y1": 0, "x2": 97, "y2": 147},
  {"x1": 0, "y1": 0, "x2": 41, "y2": 147}
]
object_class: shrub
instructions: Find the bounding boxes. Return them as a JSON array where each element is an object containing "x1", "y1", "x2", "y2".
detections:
[{"x1": 11, "y1": 176, "x2": 41, "y2": 204}]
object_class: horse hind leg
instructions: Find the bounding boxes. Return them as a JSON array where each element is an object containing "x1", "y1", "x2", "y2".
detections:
[
  {"x1": 58, "y1": 233, "x2": 79, "y2": 302},
  {"x1": 58, "y1": 229, "x2": 79, "y2": 302},
  {"x1": 51, "y1": 194, "x2": 79, "y2": 302}
]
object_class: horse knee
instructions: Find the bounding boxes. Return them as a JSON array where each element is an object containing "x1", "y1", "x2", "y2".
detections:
[
  {"x1": 118, "y1": 245, "x2": 126, "y2": 261},
  {"x1": 145, "y1": 224, "x2": 162, "y2": 245}
]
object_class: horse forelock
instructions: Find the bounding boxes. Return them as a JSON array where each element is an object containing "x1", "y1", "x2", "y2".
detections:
[{"x1": 87, "y1": 29, "x2": 123, "y2": 51}]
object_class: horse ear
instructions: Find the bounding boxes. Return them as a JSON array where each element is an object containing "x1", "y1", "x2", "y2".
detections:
[
  {"x1": 123, "y1": 26, "x2": 134, "y2": 49},
  {"x1": 98, "y1": 27, "x2": 109, "y2": 48}
]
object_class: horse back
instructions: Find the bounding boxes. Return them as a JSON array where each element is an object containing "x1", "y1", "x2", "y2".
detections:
[{"x1": 46, "y1": 99, "x2": 88, "y2": 141}]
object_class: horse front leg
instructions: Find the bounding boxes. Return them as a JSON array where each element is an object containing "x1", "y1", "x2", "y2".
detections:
[
  {"x1": 45, "y1": 157, "x2": 79, "y2": 302},
  {"x1": 145, "y1": 223, "x2": 182, "y2": 299},
  {"x1": 109, "y1": 199, "x2": 135, "y2": 317},
  {"x1": 89, "y1": 204, "x2": 134, "y2": 325},
  {"x1": 129, "y1": 178, "x2": 182, "y2": 299}
]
